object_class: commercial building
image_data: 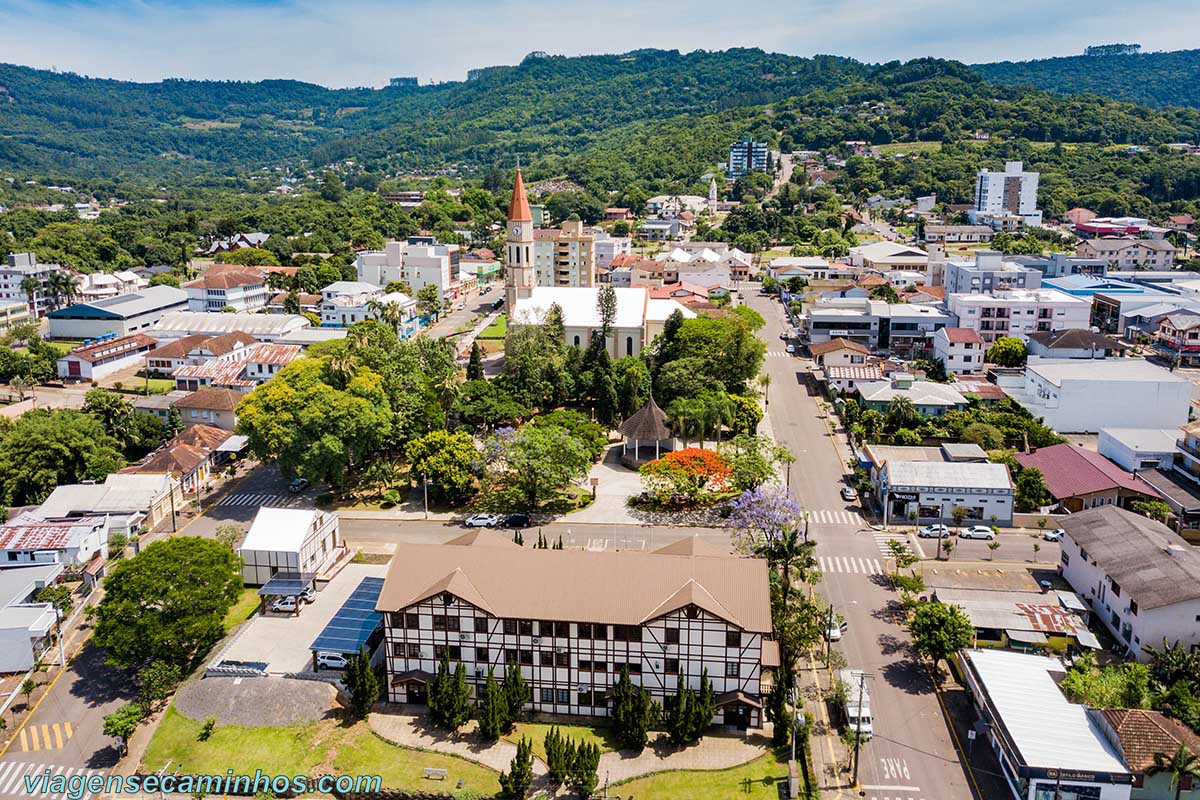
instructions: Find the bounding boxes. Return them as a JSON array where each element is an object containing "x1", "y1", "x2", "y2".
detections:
[
  {"x1": 534, "y1": 220, "x2": 596, "y2": 288},
  {"x1": 932, "y1": 327, "x2": 986, "y2": 375},
  {"x1": 1059, "y1": 506, "x2": 1200, "y2": 659},
  {"x1": 1010, "y1": 253, "x2": 1107, "y2": 280},
  {"x1": 803, "y1": 299, "x2": 952, "y2": 355},
  {"x1": 948, "y1": 288, "x2": 1091, "y2": 344},
  {"x1": 1000, "y1": 358, "x2": 1192, "y2": 433},
  {"x1": 727, "y1": 138, "x2": 769, "y2": 178},
  {"x1": 1076, "y1": 238, "x2": 1176, "y2": 270},
  {"x1": 238, "y1": 507, "x2": 345, "y2": 586},
  {"x1": 319, "y1": 281, "x2": 417, "y2": 332},
  {"x1": 1097, "y1": 428, "x2": 1178, "y2": 474},
  {"x1": 0, "y1": 563, "x2": 67, "y2": 673},
  {"x1": 944, "y1": 251, "x2": 1043, "y2": 298},
  {"x1": 1151, "y1": 312, "x2": 1200, "y2": 366},
  {"x1": 376, "y1": 532, "x2": 775, "y2": 728},
  {"x1": 122, "y1": 424, "x2": 239, "y2": 494},
  {"x1": 592, "y1": 232, "x2": 632, "y2": 273},
  {"x1": 1016, "y1": 443, "x2": 1163, "y2": 513},
  {"x1": 184, "y1": 269, "x2": 270, "y2": 313},
  {"x1": 0, "y1": 253, "x2": 63, "y2": 318},
  {"x1": 970, "y1": 161, "x2": 1043, "y2": 228},
  {"x1": 47, "y1": 286, "x2": 189, "y2": 340},
  {"x1": 149, "y1": 311, "x2": 311, "y2": 342},
  {"x1": 1026, "y1": 329, "x2": 1125, "y2": 360},
  {"x1": 869, "y1": 444, "x2": 1012, "y2": 525},
  {"x1": 856, "y1": 373, "x2": 969, "y2": 416},
  {"x1": 933, "y1": 588, "x2": 1097, "y2": 652},
  {"x1": 0, "y1": 514, "x2": 111, "y2": 569},
  {"x1": 36, "y1": 473, "x2": 182, "y2": 536},
  {"x1": 848, "y1": 241, "x2": 929, "y2": 272},
  {"x1": 356, "y1": 237, "x2": 462, "y2": 302},
  {"x1": 0, "y1": 300, "x2": 31, "y2": 332},
  {"x1": 923, "y1": 225, "x2": 994, "y2": 244},
  {"x1": 959, "y1": 648, "x2": 1133, "y2": 800},
  {"x1": 55, "y1": 333, "x2": 158, "y2": 381}
]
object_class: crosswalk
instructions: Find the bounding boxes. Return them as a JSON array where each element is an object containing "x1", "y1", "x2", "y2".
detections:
[
  {"x1": 766, "y1": 350, "x2": 796, "y2": 358},
  {"x1": 818, "y1": 554, "x2": 884, "y2": 575},
  {"x1": 215, "y1": 492, "x2": 306, "y2": 508},
  {"x1": 16, "y1": 722, "x2": 72, "y2": 752},
  {"x1": 0, "y1": 761, "x2": 105, "y2": 799},
  {"x1": 873, "y1": 532, "x2": 923, "y2": 559},
  {"x1": 806, "y1": 508, "x2": 864, "y2": 526}
]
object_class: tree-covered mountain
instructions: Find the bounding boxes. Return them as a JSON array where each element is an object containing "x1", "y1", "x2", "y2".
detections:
[{"x1": 973, "y1": 48, "x2": 1200, "y2": 109}]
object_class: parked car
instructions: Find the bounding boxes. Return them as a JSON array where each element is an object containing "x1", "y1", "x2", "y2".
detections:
[
  {"x1": 840, "y1": 486, "x2": 858, "y2": 502},
  {"x1": 918, "y1": 524, "x2": 951, "y2": 539},
  {"x1": 1043, "y1": 528, "x2": 1064, "y2": 542},
  {"x1": 786, "y1": 344, "x2": 796, "y2": 354},
  {"x1": 827, "y1": 618, "x2": 848, "y2": 642},
  {"x1": 316, "y1": 652, "x2": 348, "y2": 670},
  {"x1": 299, "y1": 585, "x2": 316, "y2": 604},
  {"x1": 959, "y1": 525, "x2": 996, "y2": 540},
  {"x1": 778, "y1": 332, "x2": 789, "y2": 340},
  {"x1": 271, "y1": 596, "x2": 298, "y2": 613},
  {"x1": 463, "y1": 513, "x2": 502, "y2": 528},
  {"x1": 503, "y1": 512, "x2": 531, "y2": 528},
  {"x1": 288, "y1": 477, "x2": 310, "y2": 493}
]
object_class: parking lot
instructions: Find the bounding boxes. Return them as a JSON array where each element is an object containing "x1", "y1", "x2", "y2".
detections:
[{"x1": 215, "y1": 562, "x2": 388, "y2": 675}]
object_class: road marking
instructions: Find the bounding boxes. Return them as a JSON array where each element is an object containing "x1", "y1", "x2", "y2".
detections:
[
  {"x1": 806, "y1": 509, "x2": 865, "y2": 525},
  {"x1": 862, "y1": 787, "x2": 921, "y2": 792},
  {"x1": 818, "y1": 555, "x2": 884, "y2": 575},
  {"x1": 0, "y1": 762, "x2": 109, "y2": 799},
  {"x1": 879, "y1": 756, "x2": 912, "y2": 781},
  {"x1": 216, "y1": 492, "x2": 301, "y2": 508},
  {"x1": 62, "y1": 722, "x2": 71, "y2": 739}
]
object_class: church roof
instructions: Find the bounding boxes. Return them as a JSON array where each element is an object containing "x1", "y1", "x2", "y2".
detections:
[
  {"x1": 508, "y1": 168, "x2": 532, "y2": 222},
  {"x1": 619, "y1": 395, "x2": 672, "y2": 440}
]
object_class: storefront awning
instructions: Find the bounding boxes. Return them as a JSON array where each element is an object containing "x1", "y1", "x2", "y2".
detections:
[
  {"x1": 217, "y1": 435, "x2": 249, "y2": 453},
  {"x1": 1006, "y1": 629, "x2": 1048, "y2": 645}
]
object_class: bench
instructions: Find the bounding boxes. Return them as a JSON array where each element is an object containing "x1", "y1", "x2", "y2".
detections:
[{"x1": 423, "y1": 768, "x2": 448, "y2": 781}]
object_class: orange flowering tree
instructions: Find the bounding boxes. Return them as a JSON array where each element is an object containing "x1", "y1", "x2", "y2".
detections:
[{"x1": 639, "y1": 447, "x2": 733, "y2": 504}]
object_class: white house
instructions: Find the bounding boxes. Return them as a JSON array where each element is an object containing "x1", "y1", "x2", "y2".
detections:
[
  {"x1": 947, "y1": 289, "x2": 1092, "y2": 344},
  {"x1": 56, "y1": 333, "x2": 158, "y2": 381},
  {"x1": 184, "y1": 269, "x2": 270, "y2": 313},
  {"x1": 37, "y1": 473, "x2": 182, "y2": 536},
  {"x1": 239, "y1": 507, "x2": 345, "y2": 586},
  {"x1": 932, "y1": 327, "x2": 986, "y2": 375},
  {"x1": 320, "y1": 281, "x2": 417, "y2": 332},
  {"x1": 0, "y1": 563, "x2": 66, "y2": 673},
  {"x1": 1000, "y1": 357, "x2": 1193, "y2": 433},
  {"x1": 848, "y1": 241, "x2": 929, "y2": 272},
  {"x1": 1060, "y1": 506, "x2": 1200, "y2": 660},
  {"x1": 0, "y1": 513, "x2": 111, "y2": 568},
  {"x1": 76, "y1": 270, "x2": 147, "y2": 301}
]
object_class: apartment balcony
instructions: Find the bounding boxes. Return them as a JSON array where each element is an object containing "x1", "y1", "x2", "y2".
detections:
[{"x1": 1177, "y1": 438, "x2": 1200, "y2": 463}]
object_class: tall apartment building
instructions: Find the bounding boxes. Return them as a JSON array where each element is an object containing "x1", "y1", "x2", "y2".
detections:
[
  {"x1": 533, "y1": 220, "x2": 596, "y2": 288},
  {"x1": 592, "y1": 231, "x2": 632, "y2": 272},
  {"x1": 943, "y1": 250, "x2": 1043, "y2": 298},
  {"x1": 1, "y1": 253, "x2": 61, "y2": 318},
  {"x1": 356, "y1": 237, "x2": 462, "y2": 301},
  {"x1": 970, "y1": 161, "x2": 1042, "y2": 227},
  {"x1": 377, "y1": 532, "x2": 775, "y2": 729},
  {"x1": 947, "y1": 288, "x2": 1091, "y2": 343},
  {"x1": 727, "y1": 137, "x2": 769, "y2": 179}
]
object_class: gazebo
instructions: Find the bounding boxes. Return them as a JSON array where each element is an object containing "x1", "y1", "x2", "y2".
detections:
[{"x1": 618, "y1": 396, "x2": 673, "y2": 465}]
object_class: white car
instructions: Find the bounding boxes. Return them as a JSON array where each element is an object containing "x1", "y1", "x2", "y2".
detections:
[
  {"x1": 827, "y1": 619, "x2": 848, "y2": 642},
  {"x1": 316, "y1": 652, "x2": 348, "y2": 670},
  {"x1": 918, "y1": 524, "x2": 951, "y2": 539},
  {"x1": 463, "y1": 513, "x2": 501, "y2": 528},
  {"x1": 785, "y1": 344, "x2": 796, "y2": 354},
  {"x1": 299, "y1": 585, "x2": 316, "y2": 604},
  {"x1": 959, "y1": 525, "x2": 996, "y2": 540},
  {"x1": 1043, "y1": 528, "x2": 1064, "y2": 542},
  {"x1": 840, "y1": 486, "x2": 858, "y2": 502},
  {"x1": 271, "y1": 596, "x2": 298, "y2": 613}
]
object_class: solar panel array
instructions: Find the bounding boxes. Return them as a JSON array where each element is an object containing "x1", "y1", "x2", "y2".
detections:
[
  {"x1": 309, "y1": 576, "x2": 385, "y2": 655},
  {"x1": 257, "y1": 571, "x2": 316, "y2": 597}
]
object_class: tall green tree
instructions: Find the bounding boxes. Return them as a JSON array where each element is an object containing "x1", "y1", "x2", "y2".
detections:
[
  {"x1": 466, "y1": 341, "x2": 485, "y2": 380},
  {"x1": 476, "y1": 668, "x2": 506, "y2": 740},
  {"x1": 502, "y1": 661, "x2": 528, "y2": 730},
  {"x1": 498, "y1": 736, "x2": 534, "y2": 799},
  {"x1": 908, "y1": 602, "x2": 975, "y2": 674},
  {"x1": 568, "y1": 741, "x2": 601, "y2": 796},
  {"x1": 0, "y1": 408, "x2": 125, "y2": 505},
  {"x1": 428, "y1": 654, "x2": 471, "y2": 731},
  {"x1": 597, "y1": 284, "x2": 618, "y2": 343},
  {"x1": 405, "y1": 430, "x2": 479, "y2": 502},
  {"x1": 610, "y1": 665, "x2": 657, "y2": 750},
  {"x1": 345, "y1": 646, "x2": 381, "y2": 719}
]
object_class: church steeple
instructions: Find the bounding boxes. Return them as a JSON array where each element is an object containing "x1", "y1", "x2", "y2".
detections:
[
  {"x1": 505, "y1": 167, "x2": 536, "y2": 311},
  {"x1": 508, "y1": 167, "x2": 532, "y2": 222}
]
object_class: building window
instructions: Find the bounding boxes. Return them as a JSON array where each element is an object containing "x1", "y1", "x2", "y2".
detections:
[
  {"x1": 579, "y1": 659, "x2": 592, "y2": 671},
  {"x1": 555, "y1": 650, "x2": 569, "y2": 667},
  {"x1": 446, "y1": 616, "x2": 460, "y2": 632},
  {"x1": 578, "y1": 691, "x2": 592, "y2": 706},
  {"x1": 538, "y1": 620, "x2": 555, "y2": 637},
  {"x1": 505, "y1": 648, "x2": 518, "y2": 664},
  {"x1": 556, "y1": 688, "x2": 569, "y2": 704},
  {"x1": 518, "y1": 620, "x2": 533, "y2": 636},
  {"x1": 592, "y1": 624, "x2": 607, "y2": 641},
  {"x1": 504, "y1": 619, "x2": 518, "y2": 635},
  {"x1": 406, "y1": 612, "x2": 419, "y2": 629},
  {"x1": 476, "y1": 648, "x2": 489, "y2": 662},
  {"x1": 664, "y1": 628, "x2": 680, "y2": 645},
  {"x1": 432, "y1": 615, "x2": 446, "y2": 630},
  {"x1": 434, "y1": 645, "x2": 461, "y2": 660},
  {"x1": 555, "y1": 621, "x2": 571, "y2": 637},
  {"x1": 626, "y1": 336, "x2": 633, "y2": 356},
  {"x1": 614, "y1": 624, "x2": 642, "y2": 642},
  {"x1": 540, "y1": 688, "x2": 553, "y2": 704},
  {"x1": 389, "y1": 612, "x2": 403, "y2": 628},
  {"x1": 408, "y1": 643, "x2": 422, "y2": 658},
  {"x1": 577, "y1": 623, "x2": 592, "y2": 639},
  {"x1": 475, "y1": 617, "x2": 489, "y2": 634},
  {"x1": 664, "y1": 658, "x2": 680, "y2": 674},
  {"x1": 726, "y1": 662, "x2": 740, "y2": 678},
  {"x1": 1110, "y1": 580, "x2": 1122, "y2": 598},
  {"x1": 593, "y1": 661, "x2": 608, "y2": 672},
  {"x1": 1129, "y1": 600, "x2": 1138, "y2": 616},
  {"x1": 519, "y1": 650, "x2": 533, "y2": 665},
  {"x1": 726, "y1": 631, "x2": 742, "y2": 648},
  {"x1": 573, "y1": 335, "x2": 580, "y2": 346},
  {"x1": 540, "y1": 651, "x2": 555, "y2": 666},
  {"x1": 391, "y1": 642, "x2": 405, "y2": 658}
]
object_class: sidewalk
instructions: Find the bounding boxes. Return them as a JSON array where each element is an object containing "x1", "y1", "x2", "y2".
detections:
[{"x1": 798, "y1": 657, "x2": 854, "y2": 799}]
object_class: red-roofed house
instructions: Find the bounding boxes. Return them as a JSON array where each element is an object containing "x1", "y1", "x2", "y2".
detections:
[
  {"x1": 0, "y1": 512, "x2": 112, "y2": 567},
  {"x1": 184, "y1": 268, "x2": 269, "y2": 312},
  {"x1": 1015, "y1": 443, "x2": 1163, "y2": 513},
  {"x1": 933, "y1": 327, "x2": 986, "y2": 375},
  {"x1": 122, "y1": 424, "x2": 237, "y2": 493},
  {"x1": 56, "y1": 333, "x2": 158, "y2": 381}
]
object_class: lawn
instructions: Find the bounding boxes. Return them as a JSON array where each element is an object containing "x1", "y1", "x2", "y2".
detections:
[
  {"x1": 874, "y1": 141, "x2": 943, "y2": 156},
  {"x1": 222, "y1": 588, "x2": 261, "y2": 632},
  {"x1": 477, "y1": 314, "x2": 507, "y2": 340},
  {"x1": 145, "y1": 707, "x2": 500, "y2": 797},
  {"x1": 613, "y1": 752, "x2": 791, "y2": 799},
  {"x1": 503, "y1": 721, "x2": 619, "y2": 763}
]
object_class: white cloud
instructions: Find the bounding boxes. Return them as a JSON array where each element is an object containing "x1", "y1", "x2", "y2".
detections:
[{"x1": 0, "y1": 0, "x2": 1196, "y2": 87}]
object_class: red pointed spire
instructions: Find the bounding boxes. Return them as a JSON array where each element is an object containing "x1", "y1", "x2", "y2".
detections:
[{"x1": 508, "y1": 168, "x2": 532, "y2": 222}]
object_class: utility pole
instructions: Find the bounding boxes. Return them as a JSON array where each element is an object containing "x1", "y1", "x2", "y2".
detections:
[
  {"x1": 851, "y1": 672, "x2": 872, "y2": 789},
  {"x1": 423, "y1": 474, "x2": 429, "y2": 520},
  {"x1": 54, "y1": 605, "x2": 65, "y2": 667}
]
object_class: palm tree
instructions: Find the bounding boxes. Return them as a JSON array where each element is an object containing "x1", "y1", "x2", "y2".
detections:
[
  {"x1": 703, "y1": 393, "x2": 735, "y2": 446},
  {"x1": 886, "y1": 396, "x2": 919, "y2": 432},
  {"x1": 327, "y1": 352, "x2": 358, "y2": 386},
  {"x1": 760, "y1": 526, "x2": 818, "y2": 607},
  {"x1": 20, "y1": 276, "x2": 39, "y2": 311},
  {"x1": 758, "y1": 373, "x2": 771, "y2": 406},
  {"x1": 48, "y1": 271, "x2": 78, "y2": 309},
  {"x1": 1149, "y1": 745, "x2": 1200, "y2": 800},
  {"x1": 668, "y1": 398, "x2": 704, "y2": 449}
]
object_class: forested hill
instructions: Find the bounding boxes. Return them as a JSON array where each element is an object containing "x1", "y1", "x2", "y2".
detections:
[
  {"x1": 973, "y1": 48, "x2": 1200, "y2": 109},
  {"x1": 0, "y1": 49, "x2": 867, "y2": 180}
]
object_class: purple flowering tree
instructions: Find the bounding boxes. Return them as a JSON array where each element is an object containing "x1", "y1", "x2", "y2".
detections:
[{"x1": 728, "y1": 485, "x2": 817, "y2": 599}]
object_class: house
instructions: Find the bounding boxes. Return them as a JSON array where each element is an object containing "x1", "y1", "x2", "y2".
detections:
[
  {"x1": 122, "y1": 424, "x2": 238, "y2": 494},
  {"x1": 375, "y1": 532, "x2": 776, "y2": 728},
  {"x1": 822, "y1": 365, "x2": 885, "y2": 394},
  {"x1": 149, "y1": 311, "x2": 311, "y2": 342},
  {"x1": 0, "y1": 514, "x2": 111, "y2": 569},
  {"x1": 924, "y1": 225, "x2": 995, "y2": 244},
  {"x1": 266, "y1": 291, "x2": 321, "y2": 315},
  {"x1": 172, "y1": 342, "x2": 302, "y2": 392},
  {"x1": 1094, "y1": 708, "x2": 1200, "y2": 800},
  {"x1": 1152, "y1": 312, "x2": 1200, "y2": 366},
  {"x1": 75, "y1": 270, "x2": 148, "y2": 302},
  {"x1": 637, "y1": 219, "x2": 681, "y2": 242},
  {"x1": 1015, "y1": 444, "x2": 1163, "y2": 513},
  {"x1": 1076, "y1": 237, "x2": 1176, "y2": 270},
  {"x1": 47, "y1": 286, "x2": 189, "y2": 340},
  {"x1": 1066, "y1": 207, "x2": 1097, "y2": 227},
  {"x1": 768, "y1": 256, "x2": 827, "y2": 281},
  {"x1": 932, "y1": 328, "x2": 986, "y2": 375},
  {"x1": 174, "y1": 387, "x2": 243, "y2": 430},
  {"x1": 320, "y1": 281, "x2": 417, "y2": 332},
  {"x1": 510, "y1": 286, "x2": 694, "y2": 359},
  {"x1": 145, "y1": 332, "x2": 258, "y2": 375},
  {"x1": 603, "y1": 207, "x2": 634, "y2": 221},
  {"x1": 36, "y1": 473, "x2": 182, "y2": 536},
  {"x1": 1098, "y1": 428, "x2": 1179, "y2": 474},
  {"x1": 239, "y1": 507, "x2": 345, "y2": 586},
  {"x1": 1166, "y1": 214, "x2": 1196, "y2": 231},
  {"x1": 809, "y1": 338, "x2": 871, "y2": 366},
  {"x1": 132, "y1": 390, "x2": 190, "y2": 426},
  {"x1": 1000, "y1": 358, "x2": 1192, "y2": 433},
  {"x1": 55, "y1": 333, "x2": 158, "y2": 381},
  {"x1": 649, "y1": 283, "x2": 715, "y2": 306},
  {"x1": 932, "y1": 587, "x2": 1097, "y2": 652},
  {"x1": 959, "y1": 649, "x2": 1133, "y2": 800},
  {"x1": 607, "y1": 256, "x2": 668, "y2": 289},
  {"x1": 1059, "y1": 505, "x2": 1200, "y2": 659},
  {"x1": 592, "y1": 232, "x2": 632, "y2": 273},
  {"x1": 804, "y1": 299, "x2": 952, "y2": 355},
  {"x1": 848, "y1": 241, "x2": 929, "y2": 272},
  {"x1": 198, "y1": 232, "x2": 269, "y2": 256},
  {"x1": 184, "y1": 268, "x2": 270, "y2": 313},
  {"x1": 1026, "y1": 329, "x2": 1125, "y2": 360},
  {"x1": 0, "y1": 563, "x2": 66, "y2": 672},
  {"x1": 855, "y1": 373, "x2": 968, "y2": 416}
]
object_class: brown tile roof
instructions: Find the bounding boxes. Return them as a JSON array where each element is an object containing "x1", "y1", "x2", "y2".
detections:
[
  {"x1": 914, "y1": 285, "x2": 946, "y2": 300},
  {"x1": 618, "y1": 396, "x2": 671, "y2": 441},
  {"x1": 953, "y1": 380, "x2": 1006, "y2": 400},
  {"x1": 941, "y1": 327, "x2": 986, "y2": 345},
  {"x1": 174, "y1": 387, "x2": 243, "y2": 412},
  {"x1": 185, "y1": 269, "x2": 265, "y2": 290},
  {"x1": 66, "y1": 334, "x2": 157, "y2": 364},
  {"x1": 123, "y1": 424, "x2": 231, "y2": 477},
  {"x1": 1016, "y1": 443, "x2": 1161, "y2": 501},
  {"x1": 810, "y1": 338, "x2": 871, "y2": 357},
  {"x1": 195, "y1": 332, "x2": 258, "y2": 355},
  {"x1": 377, "y1": 532, "x2": 771, "y2": 632},
  {"x1": 857, "y1": 275, "x2": 888, "y2": 288},
  {"x1": 1100, "y1": 708, "x2": 1200, "y2": 771},
  {"x1": 148, "y1": 334, "x2": 211, "y2": 361}
]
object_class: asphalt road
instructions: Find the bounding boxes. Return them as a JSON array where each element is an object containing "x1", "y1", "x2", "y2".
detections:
[{"x1": 746, "y1": 291, "x2": 976, "y2": 800}]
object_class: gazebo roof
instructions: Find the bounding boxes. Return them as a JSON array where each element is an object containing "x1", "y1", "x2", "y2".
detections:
[{"x1": 619, "y1": 396, "x2": 671, "y2": 440}]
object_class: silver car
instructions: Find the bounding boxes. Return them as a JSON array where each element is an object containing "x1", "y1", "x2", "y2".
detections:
[
  {"x1": 959, "y1": 525, "x2": 996, "y2": 540},
  {"x1": 918, "y1": 524, "x2": 951, "y2": 539}
]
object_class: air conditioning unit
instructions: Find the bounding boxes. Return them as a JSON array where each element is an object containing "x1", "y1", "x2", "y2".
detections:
[
  {"x1": 532, "y1": 636, "x2": 540, "y2": 644},
  {"x1": 459, "y1": 633, "x2": 469, "y2": 641},
  {"x1": 556, "y1": 647, "x2": 567, "y2": 654},
  {"x1": 577, "y1": 684, "x2": 589, "y2": 693}
]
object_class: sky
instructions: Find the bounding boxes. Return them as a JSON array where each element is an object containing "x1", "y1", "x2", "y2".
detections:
[{"x1": 1, "y1": 0, "x2": 1197, "y2": 88}]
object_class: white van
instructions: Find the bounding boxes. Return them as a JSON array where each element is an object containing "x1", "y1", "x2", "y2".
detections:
[{"x1": 840, "y1": 669, "x2": 873, "y2": 738}]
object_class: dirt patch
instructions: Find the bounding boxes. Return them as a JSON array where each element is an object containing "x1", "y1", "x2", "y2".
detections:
[{"x1": 174, "y1": 676, "x2": 339, "y2": 726}]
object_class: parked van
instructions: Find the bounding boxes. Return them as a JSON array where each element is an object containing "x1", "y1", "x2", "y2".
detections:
[{"x1": 839, "y1": 669, "x2": 873, "y2": 738}]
